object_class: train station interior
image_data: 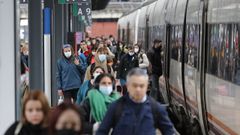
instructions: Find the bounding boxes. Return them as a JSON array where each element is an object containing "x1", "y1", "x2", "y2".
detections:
[{"x1": 1, "y1": 0, "x2": 240, "y2": 135}]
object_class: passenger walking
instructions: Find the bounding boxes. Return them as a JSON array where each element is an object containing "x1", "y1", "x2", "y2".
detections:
[
  {"x1": 76, "y1": 66, "x2": 105, "y2": 104},
  {"x1": 81, "y1": 41, "x2": 91, "y2": 58},
  {"x1": 134, "y1": 43, "x2": 149, "y2": 73},
  {"x1": 117, "y1": 45, "x2": 139, "y2": 86},
  {"x1": 84, "y1": 47, "x2": 114, "y2": 81},
  {"x1": 56, "y1": 44, "x2": 84, "y2": 102},
  {"x1": 147, "y1": 39, "x2": 164, "y2": 102},
  {"x1": 48, "y1": 102, "x2": 87, "y2": 135},
  {"x1": 81, "y1": 74, "x2": 120, "y2": 124},
  {"x1": 87, "y1": 46, "x2": 98, "y2": 65},
  {"x1": 78, "y1": 48, "x2": 88, "y2": 82},
  {"x1": 97, "y1": 68, "x2": 175, "y2": 135},
  {"x1": 5, "y1": 91, "x2": 50, "y2": 135}
]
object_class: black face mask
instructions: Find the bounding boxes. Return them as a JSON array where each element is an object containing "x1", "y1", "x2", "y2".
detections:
[{"x1": 56, "y1": 129, "x2": 79, "y2": 135}]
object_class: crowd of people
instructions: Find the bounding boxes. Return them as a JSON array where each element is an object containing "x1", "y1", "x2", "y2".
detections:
[{"x1": 5, "y1": 35, "x2": 176, "y2": 135}]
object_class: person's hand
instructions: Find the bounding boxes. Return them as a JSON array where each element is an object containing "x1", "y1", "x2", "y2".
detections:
[
  {"x1": 58, "y1": 90, "x2": 63, "y2": 96},
  {"x1": 74, "y1": 58, "x2": 80, "y2": 65}
]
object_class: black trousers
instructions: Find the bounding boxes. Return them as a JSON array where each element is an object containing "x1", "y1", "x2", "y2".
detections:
[
  {"x1": 150, "y1": 75, "x2": 165, "y2": 103},
  {"x1": 63, "y1": 88, "x2": 79, "y2": 102}
]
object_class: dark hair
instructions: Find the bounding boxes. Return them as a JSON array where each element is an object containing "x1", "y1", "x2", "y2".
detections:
[
  {"x1": 81, "y1": 40, "x2": 86, "y2": 44},
  {"x1": 48, "y1": 102, "x2": 84, "y2": 135},
  {"x1": 22, "y1": 91, "x2": 50, "y2": 127},
  {"x1": 153, "y1": 39, "x2": 162, "y2": 44},
  {"x1": 94, "y1": 73, "x2": 115, "y2": 90},
  {"x1": 127, "y1": 45, "x2": 134, "y2": 50},
  {"x1": 134, "y1": 43, "x2": 142, "y2": 51},
  {"x1": 91, "y1": 66, "x2": 105, "y2": 78}
]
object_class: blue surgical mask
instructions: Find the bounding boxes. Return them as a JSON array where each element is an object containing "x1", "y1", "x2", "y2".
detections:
[
  {"x1": 99, "y1": 85, "x2": 113, "y2": 96},
  {"x1": 98, "y1": 54, "x2": 106, "y2": 62}
]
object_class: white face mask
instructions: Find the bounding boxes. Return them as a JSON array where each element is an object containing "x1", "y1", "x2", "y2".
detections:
[
  {"x1": 134, "y1": 48, "x2": 139, "y2": 53},
  {"x1": 129, "y1": 52, "x2": 134, "y2": 56},
  {"x1": 99, "y1": 85, "x2": 113, "y2": 96},
  {"x1": 64, "y1": 51, "x2": 72, "y2": 58},
  {"x1": 92, "y1": 52, "x2": 96, "y2": 56},
  {"x1": 93, "y1": 72, "x2": 101, "y2": 80},
  {"x1": 98, "y1": 54, "x2": 106, "y2": 62},
  {"x1": 24, "y1": 51, "x2": 29, "y2": 56}
]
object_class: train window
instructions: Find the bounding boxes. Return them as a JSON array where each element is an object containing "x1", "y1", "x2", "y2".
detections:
[
  {"x1": 185, "y1": 24, "x2": 200, "y2": 68},
  {"x1": 170, "y1": 25, "x2": 183, "y2": 62},
  {"x1": 207, "y1": 24, "x2": 240, "y2": 85}
]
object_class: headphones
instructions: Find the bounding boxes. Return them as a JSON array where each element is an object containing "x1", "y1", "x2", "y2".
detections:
[{"x1": 94, "y1": 73, "x2": 115, "y2": 90}]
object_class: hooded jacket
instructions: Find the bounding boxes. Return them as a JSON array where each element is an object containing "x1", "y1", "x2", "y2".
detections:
[{"x1": 56, "y1": 54, "x2": 83, "y2": 91}]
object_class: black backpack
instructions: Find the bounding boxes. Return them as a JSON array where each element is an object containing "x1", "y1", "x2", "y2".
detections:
[{"x1": 112, "y1": 96, "x2": 162, "y2": 129}]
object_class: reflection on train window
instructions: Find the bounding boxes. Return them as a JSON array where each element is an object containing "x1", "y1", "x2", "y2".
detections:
[
  {"x1": 185, "y1": 25, "x2": 200, "y2": 68},
  {"x1": 170, "y1": 25, "x2": 183, "y2": 62},
  {"x1": 207, "y1": 24, "x2": 240, "y2": 85}
]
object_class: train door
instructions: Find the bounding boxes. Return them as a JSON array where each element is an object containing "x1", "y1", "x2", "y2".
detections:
[
  {"x1": 165, "y1": 23, "x2": 171, "y2": 104},
  {"x1": 204, "y1": 0, "x2": 240, "y2": 134},
  {"x1": 183, "y1": 0, "x2": 206, "y2": 134}
]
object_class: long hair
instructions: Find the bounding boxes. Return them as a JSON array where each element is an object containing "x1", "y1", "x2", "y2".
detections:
[
  {"x1": 21, "y1": 91, "x2": 50, "y2": 127},
  {"x1": 94, "y1": 73, "x2": 115, "y2": 90}
]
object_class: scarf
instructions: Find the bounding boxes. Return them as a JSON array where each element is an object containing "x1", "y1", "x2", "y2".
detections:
[{"x1": 87, "y1": 89, "x2": 120, "y2": 122}]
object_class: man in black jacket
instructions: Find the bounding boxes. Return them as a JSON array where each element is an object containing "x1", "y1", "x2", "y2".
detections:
[
  {"x1": 147, "y1": 39, "x2": 163, "y2": 103},
  {"x1": 117, "y1": 45, "x2": 139, "y2": 86}
]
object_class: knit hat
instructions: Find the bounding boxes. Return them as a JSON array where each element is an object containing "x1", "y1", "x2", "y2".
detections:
[{"x1": 62, "y1": 44, "x2": 71, "y2": 48}]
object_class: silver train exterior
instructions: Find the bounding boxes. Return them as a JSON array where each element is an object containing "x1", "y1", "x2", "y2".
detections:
[{"x1": 118, "y1": 0, "x2": 240, "y2": 135}]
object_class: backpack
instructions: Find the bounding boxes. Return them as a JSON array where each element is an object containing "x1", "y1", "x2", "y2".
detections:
[
  {"x1": 90, "y1": 63, "x2": 112, "y2": 75},
  {"x1": 112, "y1": 96, "x2": 161, "y2": 129}
]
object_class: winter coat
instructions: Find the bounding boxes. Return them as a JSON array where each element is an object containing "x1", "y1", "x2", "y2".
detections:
[
  {"x1": 117, "y1": 53, "x2": 139, "y2": 80},
  {"x1": 147, "y1": 47, "x2": 163, "y2": 76},
  {"x1": 4, "y1": 121, "x2": 47, "y2": 135},
  {"x1": 84, "y1": 55, "x2": 114, "y2": 81},
  {"x1": 76, "y1": 80, "x2": 93, "y2": 104},
  {"x1": 96, "y1": 95, "x2": 175, "y2": 135},
  {"x1": 56, "y1": 56, "x2": 83, "y2": 91}
]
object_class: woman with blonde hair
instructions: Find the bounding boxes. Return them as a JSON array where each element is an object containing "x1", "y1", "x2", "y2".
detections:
[{"x1": 5, "y1": 91, "x2": 50, "y2": 135}]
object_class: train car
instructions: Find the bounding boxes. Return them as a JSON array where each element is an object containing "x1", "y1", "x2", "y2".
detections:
[
  {"x1": 117, "y1": 8, "x2": 141, "y2": 45},
  {"x1": 118, "y1": 0, "x2": 240, "y2": 134}
]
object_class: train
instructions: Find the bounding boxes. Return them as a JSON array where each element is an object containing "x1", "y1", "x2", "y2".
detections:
[{"x1": 118, "y1": 0, "x2": 240, "y2": 134}]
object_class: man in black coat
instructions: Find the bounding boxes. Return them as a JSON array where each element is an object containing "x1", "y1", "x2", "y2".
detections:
[
  {"x1": 147, "y1": 39, "x2": 164, "y2": 103},
  {"x1": 117, "y1": 45, "x2": 139, "y2": 86}
]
